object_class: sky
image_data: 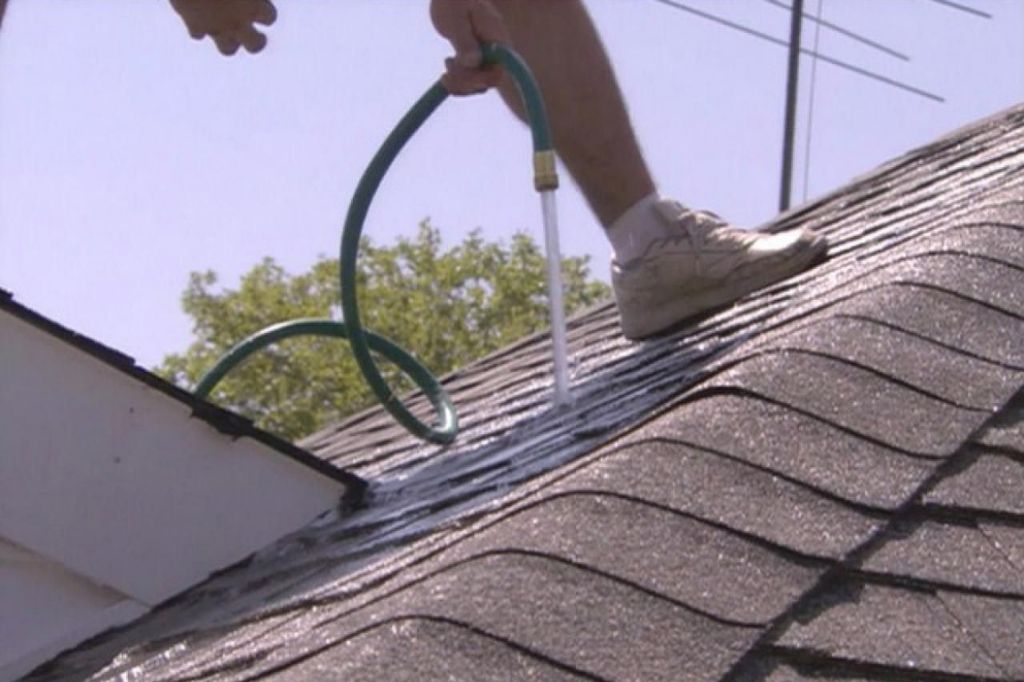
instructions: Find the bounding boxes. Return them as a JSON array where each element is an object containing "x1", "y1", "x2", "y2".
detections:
[{"x1": 1, "y1": 0, "x2": 1021, "y2": 369}]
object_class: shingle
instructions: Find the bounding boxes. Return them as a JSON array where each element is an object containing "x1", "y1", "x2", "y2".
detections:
[
  {"x1": 424, "y1": 492, "x2": 823, "y2": 624},
  {"x1": 762, "y1": 664, "x2": 876, "y2": 682},
  {"x1": 777, "y1": 582, "x2": 1003, "y2": 678},
  {"x1": 745, "y1": 315, "x2": 1024, "y2": 410},
  {"x1": 924, "y1": 452, "x2": 1024, "y2": 516},
  {"x1": 645, "y1": 394, "x2": 934, "y2": 509},
  {"x1": 270, "y1": 618, "x2": 590, "y2": 682},
  {"x1": 833, "y1": 211, "x2": 1024, "y2": 264},
  {"x1": 918, "y1": 222, "x2": 1024, "y2": 270},
  {"x1": 937, "y1": 591, "x2": 1024, "y2": 680},
  {"x1": 698, "y1": 351, "x2": 989, "y2": 457},
  {"x1": 974, "y1": 400, "x2": 1024, "y2": 453},
  {"x1": 131, "y1": 473, "x2": 808, "y2": 681},
  {"x1": 862, "y1": 519, "x2": 1024, "y2": 594},
  {"x1": 882, "y1": 253, "x2": 1024, "y2": 317},
  {"x1": 831, "y1": 284, "x2": 1024, "y2": 368},
  {"x1": 976, "y1": 423, "x2": 1024, "y2": 453},
  {"x1": 980, "y1": 523, "x2": 1024, "y2": 572},
  {"x1": 550, "y1": 440, "x2": 881, "y2": 559},
  {"x1": 332, "y1": 553, "x2": 760, "y2": 682}
]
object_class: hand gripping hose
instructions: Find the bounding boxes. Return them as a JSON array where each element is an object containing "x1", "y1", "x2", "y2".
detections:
[{"x1": 194, "y1": 44, "x2": 559, "y2": 446}]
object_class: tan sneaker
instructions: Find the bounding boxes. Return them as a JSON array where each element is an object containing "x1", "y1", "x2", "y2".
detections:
[{"x1": 612, "y1": 200, "x2": 827, "y2": 339}]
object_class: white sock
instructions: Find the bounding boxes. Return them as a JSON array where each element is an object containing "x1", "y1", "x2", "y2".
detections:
[{"x1": 606, "y1": 192, "x2": 669, "y2": 263}]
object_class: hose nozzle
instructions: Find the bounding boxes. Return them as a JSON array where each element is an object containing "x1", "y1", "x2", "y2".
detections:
[{"x1": 533, "y1": 150, "x2": 559, "y2": 191}]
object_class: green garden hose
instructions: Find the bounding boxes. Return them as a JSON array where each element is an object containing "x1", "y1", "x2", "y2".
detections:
[{"x1": 194, "y1": 44, "x2": 557, "y2": 446}]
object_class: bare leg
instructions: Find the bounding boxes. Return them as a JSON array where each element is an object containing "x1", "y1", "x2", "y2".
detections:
[
  {"x1": 490, "y1": 0, "x2": 654, "y2": 227},
  {"x1": 482, "y1": 0, "x2": 825, "y2": 341}
]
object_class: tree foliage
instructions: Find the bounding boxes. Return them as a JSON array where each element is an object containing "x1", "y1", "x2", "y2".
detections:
[{"x1": 159, "y1": 221, "x2": 610, "y2": 440}]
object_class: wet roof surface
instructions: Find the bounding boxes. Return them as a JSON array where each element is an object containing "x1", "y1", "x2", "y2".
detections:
[{"x1": 27, "y1": 104, "x2": 1024, "y2": 681}]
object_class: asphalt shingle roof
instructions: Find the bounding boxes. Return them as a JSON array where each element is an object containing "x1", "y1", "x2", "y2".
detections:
[{"x1": 25, "y1": 103, "x2": 1024, "y2": 682}]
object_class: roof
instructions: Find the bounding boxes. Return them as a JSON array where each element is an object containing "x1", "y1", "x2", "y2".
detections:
[{"x1": 25, "y1": 103, "x2": 1024, "y2": 681}]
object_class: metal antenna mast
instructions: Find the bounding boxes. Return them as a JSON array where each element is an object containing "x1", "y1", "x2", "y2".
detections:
[
  {"x1": 779, "y1": 0, "x2": 805, "y2": 212},
  {"x1": 650, "y1": 0, "x2": 942, "y2": 102}
]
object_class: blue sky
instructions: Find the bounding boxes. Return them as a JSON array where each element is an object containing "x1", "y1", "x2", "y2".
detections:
[{"x1": 1, "y1": 0, "x2": 1021, "y2": 368}]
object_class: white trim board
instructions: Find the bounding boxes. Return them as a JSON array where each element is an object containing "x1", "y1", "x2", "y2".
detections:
[{"x1": 0, "y1": 307, "x2": 348, "y2": 681}]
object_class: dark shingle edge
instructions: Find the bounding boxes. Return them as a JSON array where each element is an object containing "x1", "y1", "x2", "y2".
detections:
[
  {"x1": 722, "y1": 383, "x2": 1024, "y2": 682},
  {"x1": 0, "y1": 288, "x2": 367, "y2": 503}
]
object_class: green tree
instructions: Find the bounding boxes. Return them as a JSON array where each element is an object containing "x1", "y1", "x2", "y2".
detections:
[{"x1": 159, "y1": 221, "x2": 610, "y2": 440}]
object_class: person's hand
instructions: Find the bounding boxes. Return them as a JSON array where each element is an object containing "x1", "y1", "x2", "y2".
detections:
[
  {"x1": 170, "y1": 0, "x2": 277, "y2": 55},
  {"x1": 430, "y1": 0, "x2": 511, "y2": 95}
]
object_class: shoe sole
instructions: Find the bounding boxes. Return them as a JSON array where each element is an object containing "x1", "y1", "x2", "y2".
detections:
[{"x1": 620, "y1": 236, "x2": 828, "y2": 340}]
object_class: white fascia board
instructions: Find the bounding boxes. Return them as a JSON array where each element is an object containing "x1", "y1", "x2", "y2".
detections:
[
  {"x1": 0, "y1": 539, "x2": 147, "y2": 682},
  {"x1": 0, "y1": 309, "x2": 347, "y2": 606}
]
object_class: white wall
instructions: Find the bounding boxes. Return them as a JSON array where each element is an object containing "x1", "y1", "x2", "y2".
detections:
[
  {"x1": 0, "y1": 539, "x2": 147, "y2": 681},
  {"x1": 0, "y1": 309, "x2": 349, "y2": 681}
]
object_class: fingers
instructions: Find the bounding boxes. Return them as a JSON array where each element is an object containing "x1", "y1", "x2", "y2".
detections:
[
  {"x1": 238, "y1": 25, "x2": 269, "y2": 54},
  {"x1": 252, "y1": 0, "x2": 277, "y2": 27},
  {"x1": 431, "y1": 0, "x2": 512, "y2": 96},
  {"x1": 443, "y1": 1, "x2": 510, "y2": 67},
  {"x1": 214, "y1": 27, "x2": 267, "y2": 55},
  {"x1": 443, "y1": 8, "x2": 485, "y2": 69},
  {"x1": 442, "y1": 57, "x2": 503, "y2": 95},
  {"x1": 171, "y1": 0, "x2": 276, "y2": 55},
  {"x1": 213, "y1": 33, "x2": 241, "y2": 56}
]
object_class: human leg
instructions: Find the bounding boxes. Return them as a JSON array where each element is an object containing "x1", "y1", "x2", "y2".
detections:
[
  {"x1": 489, "y1": 0, "x2": 654, "y2": 228},
  {"x1": 487, "y1": 0, "x2": 826, "y2": 338}
]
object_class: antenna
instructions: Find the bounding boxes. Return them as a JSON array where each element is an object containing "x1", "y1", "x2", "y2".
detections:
[
  {"x1": 802, "y1": 0, "x2": 826, "y2": 202},
  {"x1": 649, "y1": 0, "x2": 943, "y2": 102},
  {"x1": 779, "y1": 0, "x2": 805, "y2": 211},
  {"x1": 926, "y1": 0, "x2": 993, "y2": 19},
  {"x1": 763, "y1": 0, "x2": 910, "y2": 61}
]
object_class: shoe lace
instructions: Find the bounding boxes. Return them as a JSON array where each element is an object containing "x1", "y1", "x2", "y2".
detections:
[
  {"x1": 671, "y1": 209, "x2": 751, "y2": 253},
  {"x1": 649, "y1": 203, "x2": 757, "y2": 276}
]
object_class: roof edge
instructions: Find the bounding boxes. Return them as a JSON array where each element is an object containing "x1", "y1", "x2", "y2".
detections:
[{"x1": 0, "y1": 288, "x2": 367, "y2": 504}]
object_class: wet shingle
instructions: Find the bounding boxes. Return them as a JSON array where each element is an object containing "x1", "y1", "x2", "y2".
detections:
[
  {"x1": 913, "y1": 221, "x2": 1024, "y2": 269},
  {"x1": 271, "y1": 618, "x2": 590, "y2": 682}
]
